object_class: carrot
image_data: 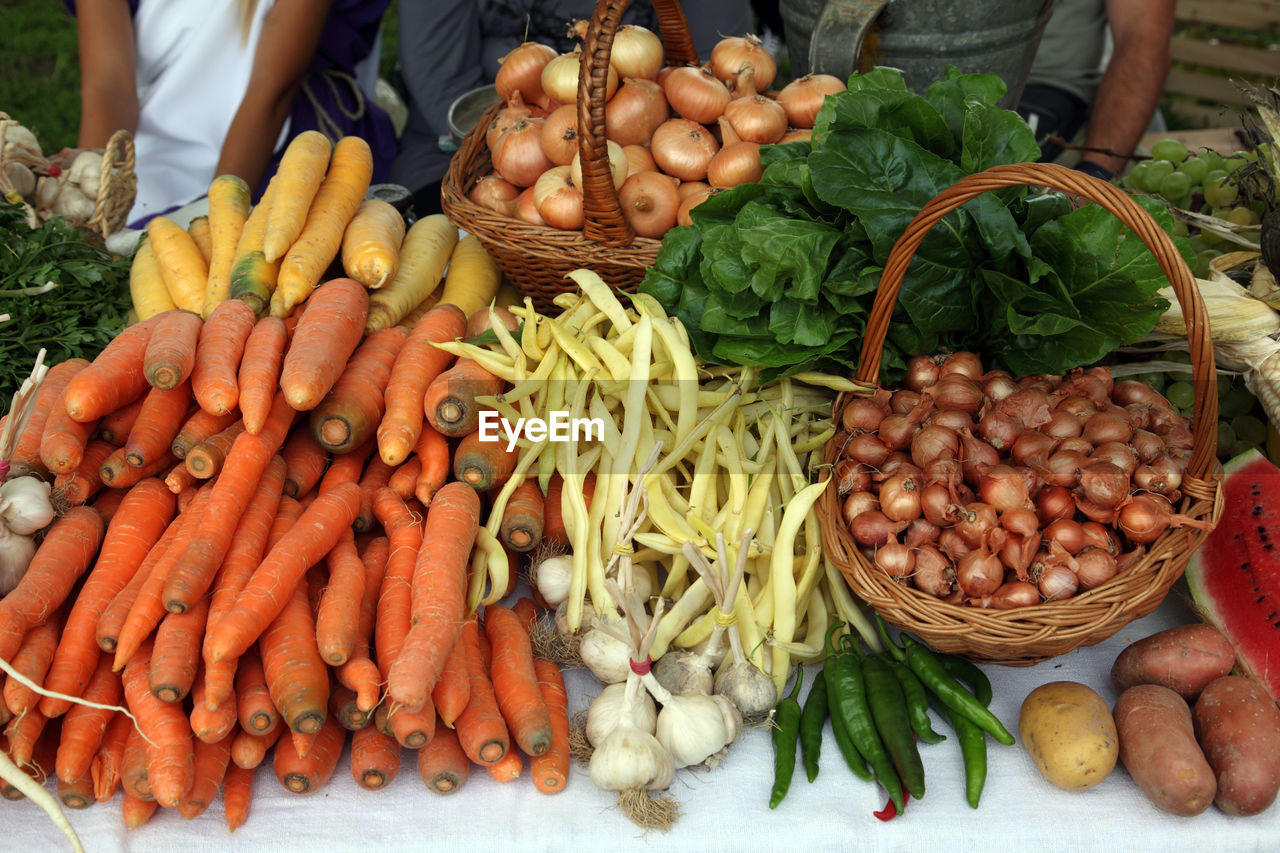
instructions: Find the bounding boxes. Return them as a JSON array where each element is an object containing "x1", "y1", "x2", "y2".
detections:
[
  {"x1": 4, "y1": 618, "x2": 60, "y2": 716},
  {"x1": 119, "y1": 724, "x2": 152, "y2": 801},
  {"x1": 94, "y1": 515, "x2": 180, "y2": 656},
  {"x1": 142, "y1": 309, "x2": 203, "y2": 390},
  {"x1": 122, "y1": 792, "x2": 159, "y2": 829},
  {"x1": 271, "y1": 136, "x2": 373, "y2": 317},
  {"x1": 129, "y1": 235, "x2": 178, "y2": 321},
  {"x1": 423, "y1": 357, "x2": 505, "y2": 437},
  {"x1": 281, "y1": 427, "x2": 329, "y2": 497},
  {"x1": 230, "y1": 177, "x2": 282, "y2": 316},
  {"x1": 162, "y1": 459, "x2": 197, "y2": 495},
  {"x1": 96, "y1": 395, "x2": 146, "y2": 446},
  {"x1": 4, "y1": 704, "x2": 49, "y2": 766},
  {"x1": 191, "y1": 297, "x2": 257, "y2": 415},
  {"x1": 387, "y1": 455, "x2": 422, "y2": 501},
  {"x1": 454, "y1": 616, "x2": 509, "y2": 766},
  {"x1": 262, "y1": 130, "x2": 332, "y2": 264},
  {"x1": 310, "y1": 326, "x2": 408, "y2": 454},
  {"x1": 37, "y1": 359, "x2": 95, "y2": 474},
  {"x1": 90, "y1": 709, "x2": 131, "y2": 802},
  {"x1": 371, "y1": 489, "x2": 421, "y2": 686},
  {"x1": 318, "y1": 437, "x2": 374, "y2": 495},
  {"x1": 329, "y1": 683, "x2": 368, "y2": 731},
  {"x1": 122, "y1": 380, "x2": 193, "y2": 469},
  {"x1": 149, "y1": 215, "x2": 208, "y2": 313},
  {"x1": 431, "y1": 632, "x2": 471, "y2": 730},
  {"x1": 397, "y1": 287, "x2": 445, "y2": 330},
  {"x1": 148, "y1": 594, "x2": 208, "y2": 703},
  {"x1": 58, "y1": 763, "x2": 95, "y2": 809},
  {"x1": 414, "y1": 421, "x2": 451, "y2": 506},
  {"x1": 184, "y1": 421, "x2": 247, "y2": 480},
  {"x1": 366, "y1": 214, "x2": 459, "y2": 334},
  {"x1": 230, "y1": 722, "x2": 283, "y2": 770},
  {"x1": 170, "y1": 407, "x2": 238, "y2": 459},
  {"x1": 272, "y1": 713, "x2": 345, "y2": 794},
  {"x1": 350, "y1": 722, "x2": 401, "y2": 790},
  {"x1": 484, "y1": 603, "x2": 552, "y2": 757},
  {"x1": 99, "y1": 446, "x2": 176, "y2": 491},
  {"x1": 416, "y1": 724, "x2": 469, "y2": 794},
  {"x1": 530, "y1": 656, "x2": 570, "y2": 794},
  {"x1": 279, "y1": 277, "x2": 370, "y2": 411},
  {"x1": 485, "y1": 747, "x2": 523, "y2": 783},
  {"x1": 375, "y1": 306, "x2": 466, "y2": 467},
  {"x1": 499, "y1": 479, "x2": 545, "y2": 552},
  {"x1": 543, "y1": 473, "x2": 568, "y2": 549},
  {"x1": 341, "y1": 198, "x2": 405, "y2": 289},
  {"x1": 231, "y1": 645, "x2": 277, "y2": 735},
  {"x1": 384, "y1": 700, "x2": 436, "y2": 749},
  {"x1": 0, "y1": 506, "x2": 105, "y2": 662},
  {"x1": 188, "y1": 668, "x2": 237, "y2": 744},
  {"x1": 222, "y1": 762, "x2": 254, "y2": 831},
  {"x1": 187, "y1": 214, "x2": 213, "y2": 265},
  {"x1": 315, "y1": 529, "x2": 364, "y2": 665},
  {"x1": 52, "y1": 438, "x2": 115, "y2": 505},
  {"x1": 7, "y1": 358, "x2": 86, "y2": 478},
  {"x1": 438, "y1": 233, "x2": 501, "y2": 319},
  {"x1": 121, "y1": 638, "x2": 194, "y2": 808},
  {"x1": 54, "y1": 655, "x2": 122, "y2": 784},
  {"x1": 511, "y1": 596, "x2": 540, "y2": 634},
  {"x1": 237, "y1": 315, "x2": 289, "y2": 434},
  {"x1": 354, "y1": 454, "x2": 394, "y2": 532},
  {"x1": 203, "y1": 174, "x2": 252, "y2": 318},
  {"x1": 453, "y1": 428, "x2": 517, "y2": 492},
  {"x1": 259, "y1": 577, "x2": 331, "y2": 735},
  {"x1": 178, "y1": 734, "x2": 232, "y2": 819},
  {"x1": 335, "y1": 535, "x2": 389, "y2": 713},
  {"x1": 89, "y1": 487, "x2": 128, "y2": 525},
  {"x1": 63, "y1": 313, "x2": 167, "y2": 423}
]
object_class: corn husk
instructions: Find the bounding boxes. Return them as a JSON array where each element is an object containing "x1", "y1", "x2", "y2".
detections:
[{"x1": 1154, "y1": 270, "x2": 1280, "y2": 342}]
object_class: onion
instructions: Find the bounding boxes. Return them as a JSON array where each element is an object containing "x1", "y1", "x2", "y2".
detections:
[
  {"x1": 997, "y1": 388, "x2": 1052, "y2": 430},
  {"x1": 977, "y1": 410, "x2": 1021, "y2": 450},
  {"x1": 1042, "y1": 518, "x2": 1085, "y2": 554},
  {"x1": 1133, "y1": 454, "x2": 1183, "y2": 495},
  {"x1": 939, "y1": 351, "x2": 983, "y2": 380},
  {"x1": 651, "y1": 118, "x2": 720, "y2": 182},
  {"x1": 539, "y1": 104, "x2": 579, "y2": 165},
  {"x1": 876, "y1": 453, "x2": 918, "y2": 480},
  {"x1": 923, "y1": 408, "x2": 974, "y2": 433},
  {"x1": 468, "y1": 175, "x2": 519, "y2": 216},
  {"x1": 879, "y1": 472, "x2": 922, "y2": 522},
  {"x1": 981, "y1": 370, "x2": 1019, "y2": 402},
  {"x1": 842, "y1": 397, "x2": 889, "y2": 433},
  {"x1": 911, "y1": 424, "x2": 959, "y2": 468},
  {"x1": 707, "y1": 141, "x2": 763, "y2": 188},
  {"x1": 954, "y1": 502, "x2": 998, "y2": 549},
  {"x1": 1111, "y1": 379, "x2": 1168, "y2": 408},
  {"x1": 957, "y1": 545, "x2": 1003, "y2": 598},
  {"x1": 938, "y1": 527, "x2": 973, "y2": 563},
  {"x1": 1080, "y1": 521, "x2": 1117, "y2": 553},
  {"x1": 465, "y1": 305, "x2": 519, "y2": 339},
  {"x1": 1061, "y1": 368, "x2": 1111, "y2": 406},
  {"x1": 617, "y1": 171, "x2": 679, "y2": 239},
  {"x1": 605, "y1": 78, "x2": 670, "y2": 147},
  {"x1": 998, "y1": 531, "x2": 1039, "y2": 579},
  {"x1": 1077, "y1": 460, "x2": 1129, "y2": 509},
  {"x1": 1055, "y1": 394, "x2": 1098, "y2": 422},
  {"x1": 1057, "y1": 436, "x2": 1094, "y2": 456},
  {"x1": 623, "y1": 144, "x2": 657, "y2": 177},
  {"x1": 919, "y1": 482, "x2": 958, "y2": 527},
  {"x1": 842, "y1": 490, "x2": 880, "y2": 525},
  {"x1": 958, "y1": 431, "x2": 1000, "y2": 488},
  {"x1": 709, "y1": 35, "x2": 777, "y2": 89},
  {"x1": 543, "y1": 49, "x2": 616, "y2": 106},
  {"x1": 890, "y1": 390, "x2": 923, "y2": 414},
  {"x1": 1001, "y1": 506, "x2": 1040, "y2": 539},
  {"x1": 1091, "y1": 441, "x2": 1140, "y2": 477},
  {"x1": 1035, "y1": 484, "x2": 1076, "y2": 525},
  {"x1": 492, "y1": 117, "x2": 553, "y2": 188},
  {"x1": 663, "y1": 65, "x2": 731, "y2": 124},
  {"x1": 905, "y1": 355, "x2": 941, "y2": 391},
  {"x1": 912, "y1": 545, "x2": 955, "y2": 597},
  {"x1": 844, "y1": 431, "x2": 892, "y2": 467},
  {"x1": 1041, "y1": 410, "x2": 1083, "y2": 441},
  {"x1": 487, "y1": 91, "x2": 535, "y2": 151},
  {"x1": 903, "y1": 518, "x2": 942, "y2": 549},
  {"x1": 1130, "y1": 429, "x2": 1166, "y2": 464},
  {"x1": 927, "y1": 374, "x2": 984, "y2": 414},
  {"x1": 1041, "y1": 449, "x2": 1086, "y2": 488},
  {"x1": 874, "y1": 542, "x2": 915, "y2": 580},
  {"x1": 514, "y1": 186, "x2": 545, "y2": 225},
  {"x1": 1037, "y1": 564, "x2": 1078, "y2": 601},
  {"x1": 1009, "y1": 429, "x2": 1056, "y2": 470},
  {"x1": 778, "y1": 128, "x2": 813, "y2": 143},
  {"x1": 532, "y1": 166, "x2": 583, "y2": 230},
  {"x1": 496, "y1": 43, "x2": 557, "y2": 110},
  {"x1": 609, "y1": 24, "x2": 664, "y2": 80},
  {"x1": 878, "y1": 412, "x2": 921, "y2": 451},
  {"x1": 1074, "y1": 548, "x2": 1119, "y2": 590},
  {"x1": 1082, "y1": 411, "x2": 1133, "y2": 446},
  {"x1": 723, "y1": 94, "x2": 788, "y2": 144},
  {"x1": 977, "y1": 464, "x2": 1030, "y2": 514},
  {"x1": 571, "y1": 139, "x2": 628, "y2": 191},
  {"x1": 849, "y1": 510, "x2": 907, "y2": 548},
  {"x1": 676, "y1": 185, "x2": 718, "y2": 226},
  {"x1": 775, "y1": 73, "x2": 846, "y2": 128},
  {"x1": 986, "y1": 581, "x2": 1041, "y2": 609}
]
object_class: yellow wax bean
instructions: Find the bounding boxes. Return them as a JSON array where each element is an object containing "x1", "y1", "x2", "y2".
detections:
[
  {"x1": 568, "y1": 269, "x2": 634, "y2": 333},
  {"x1": 770, "y1": 480, "x2": 828, "y2": 694},
  {"x1": 468, "y1": 527, "x2": 509, "y2": 611}
]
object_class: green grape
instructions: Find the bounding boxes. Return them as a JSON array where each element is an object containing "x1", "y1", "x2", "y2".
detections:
[
  {"x1": 1230, "y1": 439, "x2": 1260, "y2": 458},
  {"x1": 1124, "y1": 161, "x2": 1151, "y2": 191},
  {"x1": 1201, "y1": 228, "x2": 1225, "y2": 248},
  {"x1": 1177, "y1": 156, "x2": 1208, "y2": 185},
  {"x1": 1218, "y1": 383, "x2": 1257, "y2": 419},
  {"x1": 1158, "y1": 172, "x2": 1192, "y2": 202},
  {"x1": 1165, "y1": 380, "x2": 1196, "y2": 412},
  {"x1": 1199, "y1": 150, "x2": 1225, "y2": 173},
  {"x1": 1145, "y1": 159, "x2": 1175, "y2": 187},
  {"x1": 1226, "y1": 206, "x2": 1259, "y2": 227},
  {"x1": 1204, "y1": 176, "x2": 1238, "y2": 207},
  {"x1": 1217, "y1": 421, "x2": 1237, "y2": 459},
  {"x1": 1151, "y1": 139, "x2": 1189, "y2": 163},
  {"x1": 1187, "y1": 234, "x2": 1208, "y2": 253},
  {"x1": 1204, "y1": 168, "x2": 1227, "y2": 184},
  {"x1": 1164, "y1": 350, "x2": 1193, "y2": 365},
  {"x1": 1194, "y1": 249, "x2": 1217, "y2": 277},
  {"x1": 1231, "y1": 414, "x2": 1268, "y2": 447},
  {"x1": 1131, "y1": 372, "x2": 1167, "y2": 392},
  {"x1": 1224, "y1": 155, "x2": 1249, "y2": 175},
  {"x1": 1170, "y1": 219, "x2": 1189, "y2": 238}
]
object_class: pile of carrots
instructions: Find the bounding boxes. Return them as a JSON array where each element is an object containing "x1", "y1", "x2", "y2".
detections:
[{"x1": 0, "y1": 234, "x2": 577, "y2": 831}]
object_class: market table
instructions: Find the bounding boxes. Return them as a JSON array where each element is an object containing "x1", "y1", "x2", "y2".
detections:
[{"x1": 8, "y1": 583, "x2": 1277, "y2": 853}]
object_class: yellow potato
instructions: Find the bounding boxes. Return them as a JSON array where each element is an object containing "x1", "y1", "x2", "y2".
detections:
[{"x1": 1019, "y1": 681, "x2": 1118, "y2": 790}]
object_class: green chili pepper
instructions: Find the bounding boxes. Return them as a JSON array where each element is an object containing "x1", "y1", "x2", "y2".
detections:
[
  {"x1": 875, "y1": 613, "x2": 907, "y2": 664},
  {"x1": 799, "y1": 669, "x2": 828, "y2": 783},
  {"x1": 822, "y1": 626, "x2": 874, "y2": 783},
  {"x1": 930, "y1": 693, "x2": 987, "y2": 809},
  {"x1": 938, "y1": 654, "x2": 993, "y2": 706},
  {"x1": 889, "y1": 658, "x2": 946, "y2": 744},
  {"x1": 769, "y1": 673, "x2": 804, "y2": 809},
  {"x1": 827, "y1": 640, "x2": 903, "y2": 813},
  {"x1": 859, "y1": 649, "x2": 926, "y2": 800},
  {"x1": 901, "y1": 634, "x2": 1015, "y2": 746}
]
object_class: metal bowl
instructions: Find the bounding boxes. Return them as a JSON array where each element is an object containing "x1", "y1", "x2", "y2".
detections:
[{"x1": 446, "y1": 84, "x2": 502, "y2": 150}]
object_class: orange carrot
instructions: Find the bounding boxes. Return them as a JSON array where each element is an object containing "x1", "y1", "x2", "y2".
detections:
[
  {"x1": 318, "y1": 438, "x2": 373, "y2": 495},
  {"x1": 378, "y1": 304, "x2": 466, "y2": 465},
  {"x1": 162, "y1": 459, "x2": 197, "y2": 495},
  {"x1": 423, "y1": 357, "x2": 504, "y2": 437},
  {"x1": 122, "y1": 792, "x2": 159, "y2": 829},
  {"x1": 272, "y1": 714, "x2": 345, "y2": 794},
  {"x1": 55, "y1": 655, "x2": 122, "y2": 784},
  {"x1": 206, "y1": 480, "x2": 361, "y2": 664},
  {"x1": 185, "y1": 420, "x2": 246, "y2": 479},
  {"x1": 119, "y1": 725, "x2": 152, "y2": 801},
  {"x1": 329, "y1": 683, "x2": 368, "y2": 731},
  {"x1": 315, "y1": 529, "x2": 364, "y2": 665},
  {"x1": 8, "y1": 358, "x2": 86, "y2": 478},
  {"x1": 387, "y1": 455, "x2": 422, "y2": 501},
  {"x1": 350, "y1": 722, "x2": 401, "y2": 790},
  {"x1": 291, "y1": 727, "x2": 318, "y2": 761},
  {"x1": 62, "y1": 313, "x2": 165, "y2": 423},
  {"x1": 454, "y1": 616, "x2": 509, "y2": 766},
  {"x1": 122, "y1": 380, "x2": 193, "y2": 469},
  {"x1": 431, "y1": 634, "x2": 471, "y2": 730},
  {"x1": 52, "y1": 439, "x2": 116, "y2": 505},
  {"x1": 223, "y1": 762, "x2": 254, "y2": 831},
  {"x1": 230, "y1": 723, "x2": 283, "y2": 770},
  {"x1": 511, "y1": 596, "x2": 540, "y2": 634},
  {"x1": 99, "y1": 445, "x2": 176, "y2": 490},
  {"x1": 335, "y1": 535, "x2": 389, "y2": 713},
  {"x1": 233, "y1": 645, "x2": 278, "y2": 735},
  {"x1": 170, "y1": 407, "x2": 239, "y2": 459},
  {"x1": 530, "y1": 657, "x2": 570, "y2": 794},
  {"x1": 188, "y1": 668, "x2": 237, "y2": 744},
  {"x1": 417, "y1": 724, "x2": 469, "y2": 794},
  {"x1": 413, "y1": 421, "x2": 450, "y2": 506},
  {"x1": 452, "y1": 428, "x2": 517, "y2": 492},
  {"x1": 500, "y1": 480, "x2": 545, "y2": 552},
  {"x1": 37, "y1": 358, "x2": 95, "y2": 474},
  {"x1": 0, "y1": 506, "x2": 105, "y2": 662},
  {"x1": 278, "y1": 277, "x2": 370, "y2": 411},
  {"x1": 310, "y1": 326, "x2": 408, "y2": 455},
  {"x1": 486, "y1": 747, "x2": 523, "y2": 783},
  {"x1": 372, "y1": 489, "x2": 421, "y2": 690},
  {"x1": 90, "y1": 709, "x2": 132, "y2": 802},
  {"x1": 90, "y1": 487, "x2": 128, "y2": 525},
  {"x1": 4, "y1": 618, "x2": 60, "y2": 716},
  {"x1": 354, "y1": 454, "x2": 394, "y2": 532},
  {"x1": 58, "y1": 764, "x2": 96, "y2": 809},
  {"x1": 95, "y1": 394, "x2": 146, "y2": 446},
  {"x1": 191, "y1": 298, "x2": 257, "y2": 415},
  {"x1": 177, "y1": 734, "x2": 232, "y2": 819},
  {"x1": 148, "y1": 594, "x2": 208, "y2": 703},
  {"x1": 281, "y1": 427, "x2": 329, "y2": 497},
  {"x1": 237, "y1": 316, "x2": 289, "y2": 434},
  {"x1": 543, "y1": 473, "x2": 568, "y2": 549},
  {"x1": 121, "y1": 638, "x2": 194, "y2": 808},
  {"x1": 259, "y1": 578, "x2": 330, "y2": 734},
  {"x1": 142, "y1": 309, "x2": 203, "y2": 390},
  {"x1": 4, "y1": 703, "x2": 49, "y2": 765},
  {"x1": 485, "y1": 603, "x2": 552, "y2": 757},
  {"x1": 384, "y1": 700, "x2": 436, "y2": 749}
]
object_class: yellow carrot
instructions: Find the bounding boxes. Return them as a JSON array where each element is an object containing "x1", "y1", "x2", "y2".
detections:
[
  {"x1": 341, "y1": 199, "x2": 405, "y2": 289},
  {"x1": 263, "y1": 130, "x2": 333, "y2": 263},
  {"x1": 188, "y1": 216, "x2": 213, "y2": 266},
  {"x1": 230, "y1": 178, "x2": 282, "y2": 316},
  {"x1": 365, "y1": 214, "x2": 458, "y2": 334},
  {"x1": 438, "y1": 235, "x2": 501, "y2": 319},
  {"x1": 130, "y1": 237, "x2": 178, "y2": 321},
  {"x1": 397, "y1": 288, "x2": 444, "y2": 330},
  {"x1": 149, "y1": 216, "x2": 209, "y2": 314},
  {"x1": 271, "y1": 136, "x2": 374, "y2": 319},
  {"x1": 203, "y1": 175, "x2": 252, "y2": 319}
]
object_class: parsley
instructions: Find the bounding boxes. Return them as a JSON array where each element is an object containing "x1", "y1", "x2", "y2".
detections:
[{"x1": 0, "y1": 202, "x2": 134, "y2": 401}]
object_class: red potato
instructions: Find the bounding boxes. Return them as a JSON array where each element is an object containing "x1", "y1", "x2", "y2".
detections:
[
  {"x1": 1193, "y1": 675, "x2": 1280, "y2": 816},
  {"x1": 1111, "y1": 624, "x2": 1236, "y2": 701},
  {"x1": 1113, "y1": 684, "x2": 1216, "y2": 816}
]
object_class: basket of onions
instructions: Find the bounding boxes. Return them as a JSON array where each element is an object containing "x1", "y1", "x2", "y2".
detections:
[
  {"x1": 440, "y1": 0, "x2": 843, "y2": 312},
  {"x1": 817, "y1": 162, "x2": 1225, "y2": 665}
]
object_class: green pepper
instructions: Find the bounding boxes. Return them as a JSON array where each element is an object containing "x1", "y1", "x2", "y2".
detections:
[
  {"x1": 858, "y1": 647, "x2": 926, "y2": 800},
  {"x1": 889, "y1": 658, "x2": 946, "y2": 744},
  {"x1": 938, "y1": 653, "x2": 993, "y2": 706},
  {"x1": 822, "y1": 625, "x2": 874, "y2": 783},
  {"x1": 827, "y1": 638, "x2": 903, "y2": 813},
  {"x1": 901, "y1": 634, "x2": 1015, "y2": 746},
  {"x1": 875, "y1": 613, "x2": 907, "y2": 664},
  {"x1": 769, "y1": 672, "x2": 804, "y2": 809},
  {"x1": 799, "y1": 669, "x2": 828, "y2": 783},
  {"x1": 930, "y1": 693, "x2": 987, "y2": 808}
]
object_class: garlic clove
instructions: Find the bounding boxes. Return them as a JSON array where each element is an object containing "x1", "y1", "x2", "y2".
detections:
[
  {"x1": 0, "y1": 476, "x2": 56, "y2": 536},
  {"x1": 654, "y1": 692, "x2": 730, "y2": 769},
  {"x1": 578, "y1": 626, "x2": 633, "y2": 684}
]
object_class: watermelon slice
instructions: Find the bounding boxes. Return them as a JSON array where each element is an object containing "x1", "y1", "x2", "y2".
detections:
[{"x1": 1185, "y1": 448, "x2": 1280, "y2": 701}]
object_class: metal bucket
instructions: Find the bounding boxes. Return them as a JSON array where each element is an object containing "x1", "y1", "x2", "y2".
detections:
[
  {"x1": 445, "y1": 84, "x2": 502, "y2": 151},
  {"x1": 778, "y1": 0, "x2": 1054, "y2": 109}
]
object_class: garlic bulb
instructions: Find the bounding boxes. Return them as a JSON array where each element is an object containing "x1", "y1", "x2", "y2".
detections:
[
  {"x1": 579, "y1": 626, "x2": 632, "y2": 684},
  {"x1": 714, "y1": 658, "x2": 778, "y2": 717},
  {"x1": 0, "y1": 526, "x2": 36, "y2": 596},
  {"x1": 68, "y1": 150, "x2": 104, "y2": 198},
  {"x1": 652, "y1": 650, "x2": 713, "y2": 697},
  {"x1": 533, "y1": 554, "x2": 573, "y2": 607},
  {"x1": 588, "y1": 676, "x2": 674, "y2": 792},
  {"x1": 0, "y1": 476, "x2": 56, "y2": 535},
  {"x1": 653, "y1": 691, "x2": 731, "y2": 769},
  {"x1": 712, "y1": 694, "x2": 743, "y2": 746},
  {"x1": 586, "y1": 680, "x2": 657, "y2": 747}
]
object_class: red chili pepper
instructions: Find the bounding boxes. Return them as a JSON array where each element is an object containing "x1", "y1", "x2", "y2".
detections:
[{"x1": 874, "y1": 785, "x2": 911, "y2": 821}]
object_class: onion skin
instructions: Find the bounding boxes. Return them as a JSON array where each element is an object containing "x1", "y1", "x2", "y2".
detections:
[
  {"x1": 651, "y1": 118, "x2": 720, "y2": 182},
  {"x1": 986, "y1": 581, "x2": 1041, "y2": 610}
]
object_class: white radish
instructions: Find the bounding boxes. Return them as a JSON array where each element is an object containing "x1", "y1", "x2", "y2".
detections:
[{"x1": 0, "y1": 749, "x2": 85, "y2": 853}]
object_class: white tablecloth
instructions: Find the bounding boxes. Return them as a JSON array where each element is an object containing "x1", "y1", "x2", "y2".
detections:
[{"x1": 10, "y1": 584, "x2": 1277, "y2": 853}]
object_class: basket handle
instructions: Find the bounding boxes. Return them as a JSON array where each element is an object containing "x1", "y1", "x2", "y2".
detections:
[
  {"x1": 854, "y1": 161, "x2": 1219, "y2": 486},
  {"x1": 577, "y1": 0, "x2": 699, "y2": 247},
  {"x1": 86, "y1": 128, "x2": 136, "y2": 240}
]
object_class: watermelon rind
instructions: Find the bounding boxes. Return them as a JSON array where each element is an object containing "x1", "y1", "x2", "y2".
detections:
[{"x1": 1185, "y1": 447, "x2": 1280, "y2": 702}]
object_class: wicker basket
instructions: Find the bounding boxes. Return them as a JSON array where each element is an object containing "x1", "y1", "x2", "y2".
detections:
[
  {"x1": 818, "y1": 162, "x2": 1225, "y2": 665},
  {"x1": 440, "y1": 0, "x2": 700, "y2": 312},
  {"x1": 84, "y1": 129, "x2": 137, "y2": 242}
]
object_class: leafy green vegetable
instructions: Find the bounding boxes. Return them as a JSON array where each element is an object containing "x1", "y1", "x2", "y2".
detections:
[
  {"x1": 0, "y1": 202, "x2": 134, "y2": 402},
  {"x1": 639, "y1": 67, "x2": 1191, "y2": 383}
]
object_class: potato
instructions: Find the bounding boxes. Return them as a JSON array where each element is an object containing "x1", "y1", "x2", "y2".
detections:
[
  {"x1": 1193, "y1": 675, "x2": 1280, "y2": 816},
  {"x1": 1111, "y1": 624, "x2": 1236, "y2": 701},
  {"x1": 1019, "y1": 681, "x2": 1117, "y2": 790},
  {"x1": 1114, "y1": 684, "x2": 1216, "y2": 815}
]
